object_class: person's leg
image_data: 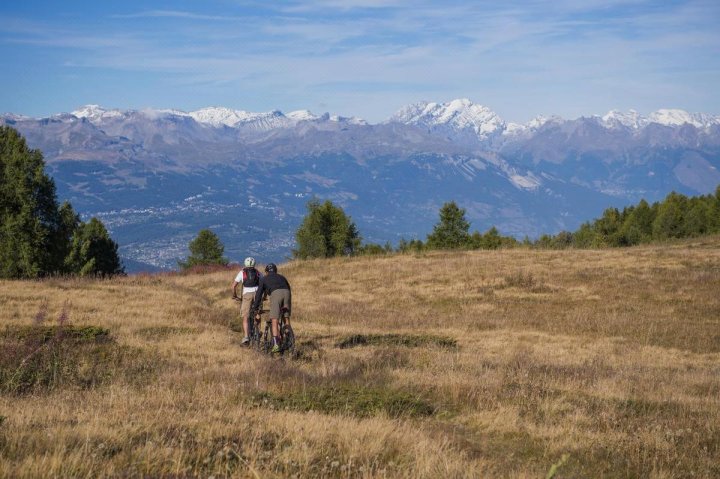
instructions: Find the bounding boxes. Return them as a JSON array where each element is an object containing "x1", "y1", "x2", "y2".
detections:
[
  {"x1": 240, "y1": 292, "x2": 254, "y2": 343},
  {"x1": 281, "y1": 291, "x2": 291, "y2": 327},
  {"x1": 269, "y1": 290, "x2": 282, "y2": 351}
]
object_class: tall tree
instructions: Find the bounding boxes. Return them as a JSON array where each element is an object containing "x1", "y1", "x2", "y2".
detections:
[
  {"x1": 426, "y1": 201, "x2": 471, "y2": 249},
  {"x1": 0, "y1": 126, "x2": 61, "y2": 278},
  {"x1": 180, "y1": 229, "x2": 228, "y2": 269},
  {"x1": 683, "y1": 199, "x2": 710, "y2": 237},
  {"x1": 710, "y1": 186, "x2": 720, "y2": 233},
  {"x1": 51, "y1": 201, "x2": 82, "y2": 274},
  {"x1": 65, "y1": 218, "x2": 124, "y2": 276},
  {"x1": 294, "y1": 199, "x2": 361, "y2": 259},
  {"x1": 652, "y1": 192, "x2": 687, "y2": 239},
  {"x1": 618, "y1": 199, "x2": 656, "y2": 245}
]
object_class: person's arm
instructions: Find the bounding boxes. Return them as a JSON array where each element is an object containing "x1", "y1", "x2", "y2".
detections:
[
  {"x1": 232, "y1": 270, "x2": 243, "y2": 298},
  {"x1": 252, "y1": 278, "x2": 265, "y2": 310}
]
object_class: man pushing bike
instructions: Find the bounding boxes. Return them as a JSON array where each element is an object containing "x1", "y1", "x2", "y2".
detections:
[
  {"x1": 232, "y1": 257, "x2": 261, "y2": 346},
  {"x1": 251, "y1": 262, "x2": 291, "y2": 353}
]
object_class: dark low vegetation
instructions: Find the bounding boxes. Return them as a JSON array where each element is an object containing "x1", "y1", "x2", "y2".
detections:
[
  {"x1": 0, "y1": 313, "x2": 156, "y2": 394},
  {"x1": 252, "y1": 386, "x2": 436, "y2": 418},
  {"x1": 336, "y1": 333, "x2": 458, "y2": 349}
]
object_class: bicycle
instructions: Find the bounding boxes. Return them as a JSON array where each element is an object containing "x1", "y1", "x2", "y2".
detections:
[
  {"x1": 253, "y1": 307, "x2": 295, "y2": 356},
  {"x1": 247, "y1": 308, "x2": 267, "y2": 351}
]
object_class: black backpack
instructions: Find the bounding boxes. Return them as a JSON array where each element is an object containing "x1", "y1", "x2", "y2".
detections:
[{"x1": 242, "y1": 267, "x2": 259, "y2": 287}]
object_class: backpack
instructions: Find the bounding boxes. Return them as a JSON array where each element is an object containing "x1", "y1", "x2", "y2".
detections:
[{"x1": 242, "y1": 267, "x2": 259, "y2": 287}]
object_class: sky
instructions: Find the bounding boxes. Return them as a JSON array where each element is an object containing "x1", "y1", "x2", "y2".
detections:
[{"x1": 1, "y1": 0, "x2": 719, "y2": 123}]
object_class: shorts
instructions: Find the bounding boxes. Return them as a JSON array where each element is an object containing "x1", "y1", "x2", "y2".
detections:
[
  {"x1": 269, "y1": 289, "x2": 291, "y2": 319},
  {"x1": 239, "y1": 292, "x2": 255, "y2": 320}
]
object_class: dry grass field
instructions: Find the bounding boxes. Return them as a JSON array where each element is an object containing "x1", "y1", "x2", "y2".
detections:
[{"x1": 1, "y1": 236, "x2": 720, "y2": 478}]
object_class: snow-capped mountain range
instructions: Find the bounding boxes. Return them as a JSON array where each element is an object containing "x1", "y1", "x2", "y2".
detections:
[
  {"x1": 65, "y1": 99, "x2": 720, "y2": 136},
  {"x1": 71, "y1": 104, "x2": 368, "y2": 130},
  {"x1": 2, "y1": 99, "x2": 719, "y2": 271}
]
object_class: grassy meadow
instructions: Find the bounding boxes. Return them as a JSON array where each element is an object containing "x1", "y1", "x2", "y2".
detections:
[{"x1": 1, "y1": 237, "x2": 720, "y2": 478}]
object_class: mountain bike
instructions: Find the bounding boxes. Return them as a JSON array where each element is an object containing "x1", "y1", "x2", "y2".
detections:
[
  {"x1": 253, "y1": 307, "x2": 295, "y2": 356},
  {"x1": 247, "y1": 308, "x2": 266, "y2": 350}
]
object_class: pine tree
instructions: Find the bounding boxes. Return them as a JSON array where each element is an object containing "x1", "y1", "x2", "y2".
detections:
[
  {"x1": 0, "y1": 127, "x2": 124, "y2": 278},
  {"x1": 652, "y1": 192, "x2": 687, "y2": 239},
  {"x1": 0, "y1": 126, "x2": 61, "y2": 278},
  {"x1": 710, "y1": 186, "x2": 720, "y2": 233},
  {"x1": 683, "y1": 198, "x2": 710, "y2": 237},
  {"x1": 294, "y1": 199, "x2": 361, "y2": 259},
  {"x1": 52, "y1": 201, "x2": 81, "y2": 274},
  {"x1": 65, "y1": 218, "x2": 124, "y2": 276},
  {"x1": 618, "y1": 199, "x2": 655, "y2": 245},
  {"x1": 426, "y1": 201, "x2": 471, "y2": 249},
  {"x1": 179, "y1": 229, "x2": 228, "y2": 269},
  {"x1": 572, "y1": 222, "x2": 599, "y2": 248}
]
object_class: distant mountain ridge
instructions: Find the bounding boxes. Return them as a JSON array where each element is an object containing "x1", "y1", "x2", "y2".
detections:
[
  {"x1": 27, "y1": 99, "x2": 719, "y2": 137},
  {"x1": 2, "y1": 99, "x2": 719, "y2": 271}
]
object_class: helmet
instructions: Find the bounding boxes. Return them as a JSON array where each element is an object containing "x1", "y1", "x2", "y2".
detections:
[
  {"x1": 244, "y1": 257, "x2": 256, "y2": 267},
  {"x1": 265, "y1": 263, "x2": 277, "y2": 273}
]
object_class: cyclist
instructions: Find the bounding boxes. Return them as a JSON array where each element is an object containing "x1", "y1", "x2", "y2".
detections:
[
  {"x1": 251, "y1": 262, "x2": 291, "y2": 353},
  {"x1": 231, "y1": 257, "x2": 262, "y2": 346}
]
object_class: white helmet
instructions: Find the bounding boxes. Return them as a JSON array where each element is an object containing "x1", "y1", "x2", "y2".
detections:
[{"x1": 244, "y1": 257, "x2": 256, "y2": 267}]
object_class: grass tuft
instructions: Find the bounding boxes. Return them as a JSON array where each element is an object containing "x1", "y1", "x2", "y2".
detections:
[
  {"x1": 0, "y1": 323, "x2": 157, "y2": 394},
  {"x1": 335, "y1": 333, "x2": 457, "y2": 349},
  {"x1": 252, "y1": 385, "x2": 436, "y2": 418},
  {"x1": 135, "y1": 325, "x2": 197, "y2": 340}
]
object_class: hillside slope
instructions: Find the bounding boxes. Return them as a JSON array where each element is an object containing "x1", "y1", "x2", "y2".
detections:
[{"x1": 1, "y1": 238, "x2": 720, "y2": 477}]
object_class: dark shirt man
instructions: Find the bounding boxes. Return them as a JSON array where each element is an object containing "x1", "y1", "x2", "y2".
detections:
[{"x1": 252, "y1": 263, "x2": 291, "y2": 352}]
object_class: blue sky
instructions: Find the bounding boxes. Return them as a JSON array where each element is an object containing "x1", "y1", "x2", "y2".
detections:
[{"x1": 1, "y1": 0, "x2": 718, "y2": 123}]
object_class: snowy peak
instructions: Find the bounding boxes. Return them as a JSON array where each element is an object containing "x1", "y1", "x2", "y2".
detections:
[
  {"x1": 72, "y1": 104, "x2": 124, "y2": 122},
  {"x1": 647, "y1": 109, "x2": 719, "y2": 128},
  {"x1": 601, "y1": 109, "x2": 643, "y2": 129},
  {"x1": 188, "y1": 107, "x2": 278, "y2": 128},
  {"x1": 600, "y1": 109, "x2": 720, "y2": 129},
  {"x1": 389, "y1": 98, "x2": 505, "y2": 138},
  {"x1": 503, "y1": 115, "x2": 564, "y2": 137},
  {"x1": 68, "y1": 104, "x2": 365, "y2": 130},
  {"x1": 286, "y1": 110, "x2": 319, "y2": 122}
]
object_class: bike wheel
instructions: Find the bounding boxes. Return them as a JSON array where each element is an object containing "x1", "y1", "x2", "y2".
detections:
[
  {"x1": 261, "y1": 321, "x2": 273, "y2": 354},
  {"x1": 281, "y1": 322, "x2": 296, "y2": 356},
  {"x1": 248, "y1": 318, "x2": 261, "y2": 350}
]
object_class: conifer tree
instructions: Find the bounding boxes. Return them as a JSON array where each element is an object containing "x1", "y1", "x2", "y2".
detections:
[
  {"x1": 52, "y1": 201, "x2": 82, "y2": 274},
  {"x1": 683, "y1": 199, "x2": 710, "y2": 237},
  {"x1": 294, "y1": 199, "x2": 361, "y2": 259},
  {"x1": 652, "y1": 192, "x2": 687, "y2": 239},
  {"x1": 65, "y1": 218, "x2": 124, "y2": 276},
  {"x1": 710, "y1": 186, "x2": 720, "y2": 233},
  {"x1": 618, "y1": 199, "x2": 655, "y2": 245},
  {"x1": 180, "y1": 229, "x2": 228, "y2": 269},
  {"x1": 426, "y1": 201, "x2": 471, "y2": 249},
  {"x1": 1, "y1": 127, "x2": 123, "y2": 278},
  {"x1": 0, "y1": 126, "x2": 61, "y2": 278}
]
